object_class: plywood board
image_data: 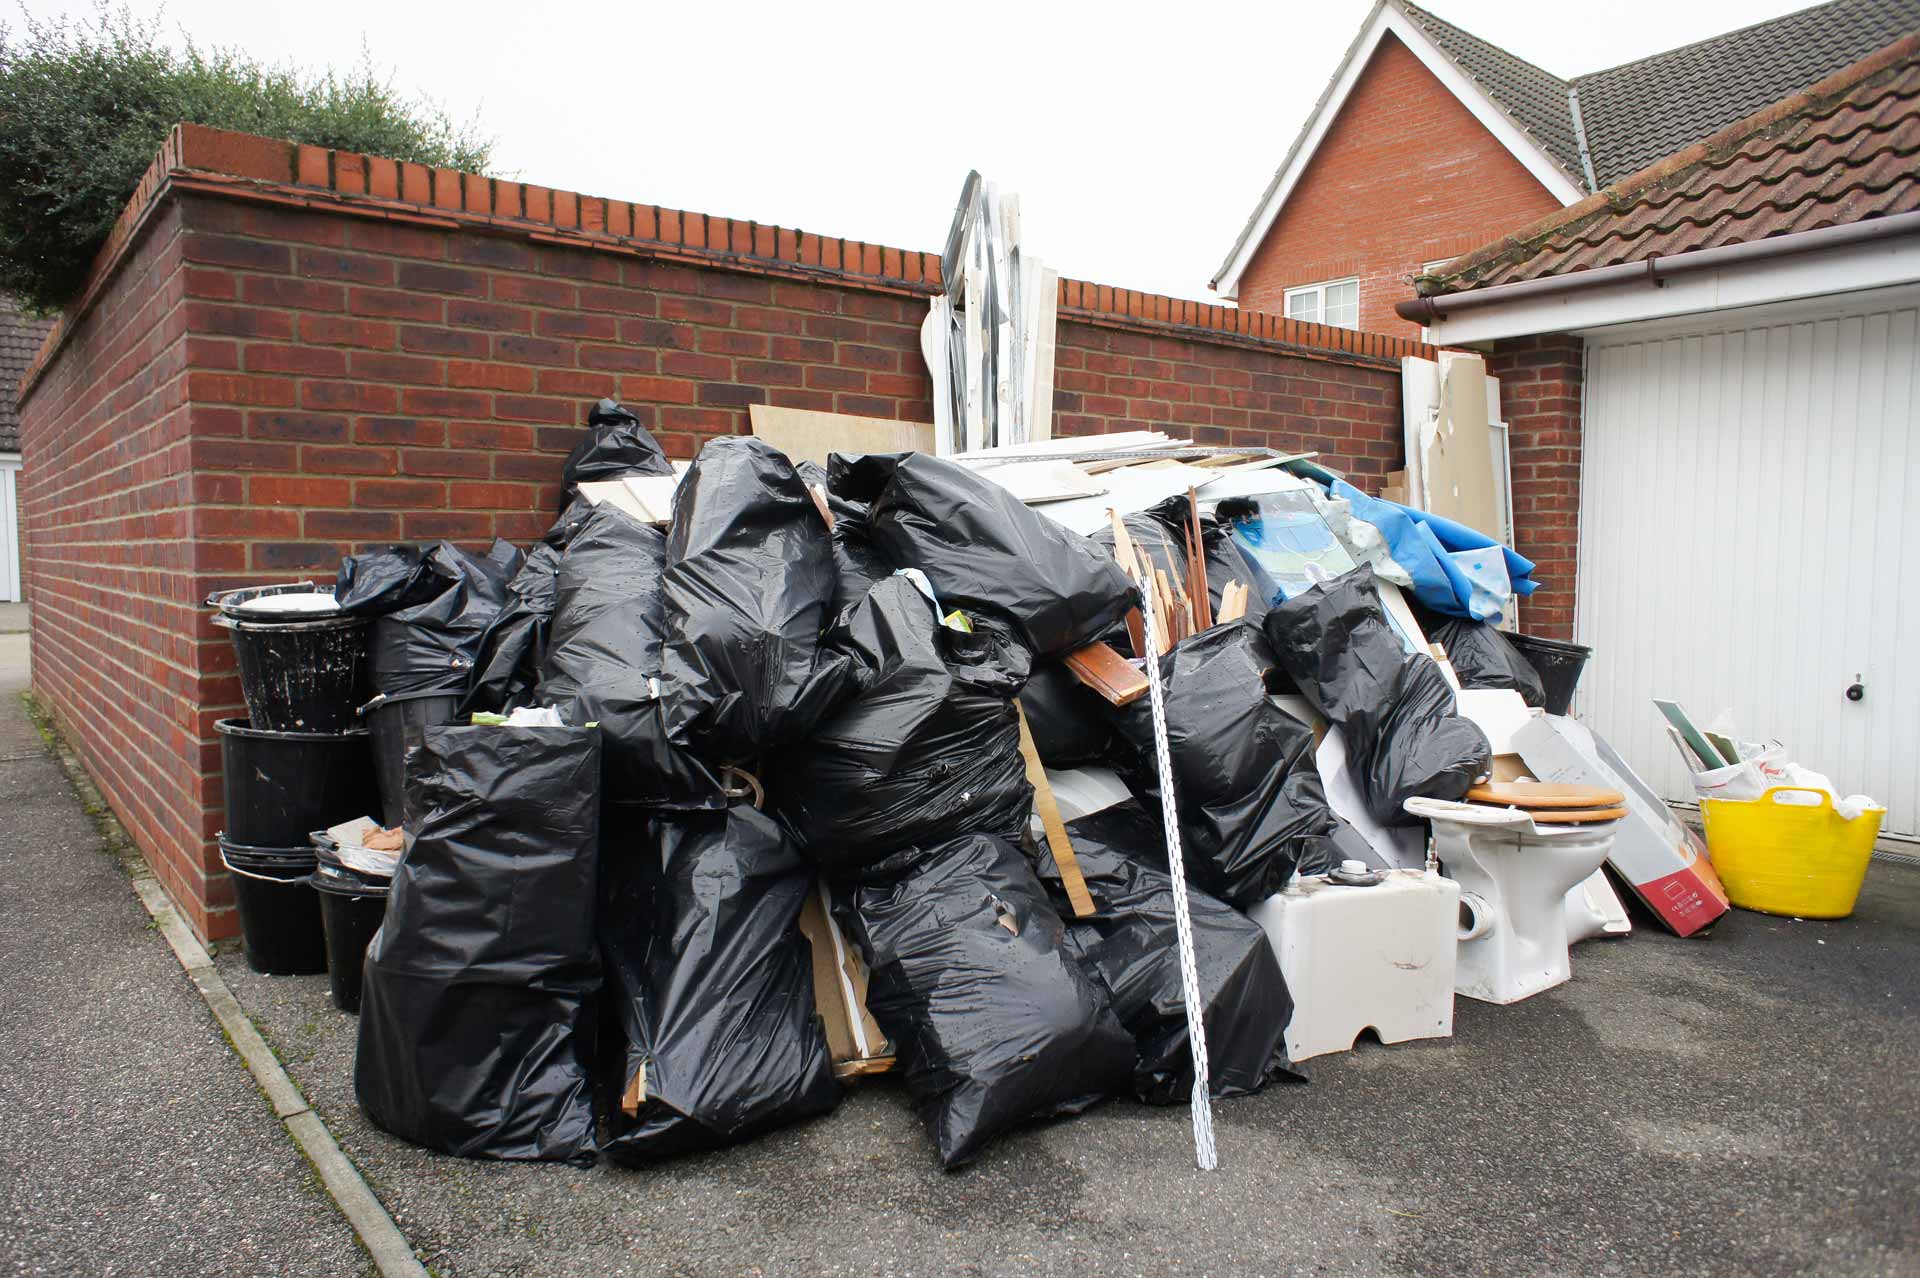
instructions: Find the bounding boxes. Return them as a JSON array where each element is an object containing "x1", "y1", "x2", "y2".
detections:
[
  {"x1": 749, "y1": 403, "x2": 934, "y2": 467},
  {"x1": 1063, "y1": 642, "x2": 1148, "y2": 706}
]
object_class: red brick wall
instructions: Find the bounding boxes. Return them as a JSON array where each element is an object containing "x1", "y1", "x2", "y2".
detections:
[
  {"x1": 174, "y1": 193, "x2": 936, "y2": 574},
  {"x1": 1235, "y1": 33, "x2": 1566, "y2": 338},
  {"x1": 18, "y1": 201, "x2": 225, "y2": 933},
  {"x1": 20, "y1": 153, "x2": 1421, "y2": 939},
  {"x1": 1489, "y1": 333, "x2": 1584, "y2": 640},
  {"x1": 1056, "y1": 322, "x2": 1400, "y2": 480}
]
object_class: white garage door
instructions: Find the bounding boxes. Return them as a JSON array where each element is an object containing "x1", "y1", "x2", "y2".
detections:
[{"x1": 1576, "y1": 286, "x2": 1920, "y2": 837}]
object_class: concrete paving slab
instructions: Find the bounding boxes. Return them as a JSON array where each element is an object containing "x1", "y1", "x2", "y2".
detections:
[
  {"x1": 0, "y1": 659, "x2": 372, "y2": 1278},
  {"x1": 221, "y1": 855, "x2": 1920, "y2": 1278}
]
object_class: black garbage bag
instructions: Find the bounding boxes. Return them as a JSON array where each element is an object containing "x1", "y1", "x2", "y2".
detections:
[
  {"x1": 796, "y1": 459, "x2": 890, "y2": 619},
  {"x1": 462, "y1": 546, "x2": 562, "y2": 716},
  {"x1": 562, "y1": 398, "x2": 674, "y2": 495},
  {"x1": 769, "y1": 576, "x2": 1030, "y2": 873},
  {"x1": 834, "y1": 832, "x2": 1132, "y2": 1168},
  {"x1": 599, "y1": 802, "x2": 840, "y2": 1164},
  {"x1": 354, "y1": 723, "x2": 602, "y2": 1164},
  {"x1": 1035, "y1": 800, "x2": 1296, "y2": 1103},
  {"x1": 361, "y1": 542, "x2": 518, "y2": 696},
  {"x1": 1265, "y1": 566, "x2": 1491, "y2": 827},
  {"x1": 463, "y1": 496, "x2": 606, "y2": 717},
  {"x1": 1420, "y1": 612, "x2": 1547, "y2": 707},
  {"x1": 539, "y1": 503, "x2": 724, "y2": 810},
  {"x1": 1205, "y1": 518, "x2": 1267, "y2": 625},
  {"x1": 1018, "y1": 659, "x2": 1119, "y2": 770},
  {"x1": 661, "y1": 437, "x2": 853, "y2": 761},
  {"x1": 1112, "y1": 622, "x2": 1346, "y2": 906},
  {"x1": 334, "y1": 543, "x2": 440, "y2": 615},
  {"x1": 828, "y1": 451, "x2": 1134, "y2": 657}
]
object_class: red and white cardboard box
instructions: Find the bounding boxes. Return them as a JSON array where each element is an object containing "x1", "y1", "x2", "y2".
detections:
[{"x1": 1513, "y1": 714, "x2": 1730, "y2": 937}]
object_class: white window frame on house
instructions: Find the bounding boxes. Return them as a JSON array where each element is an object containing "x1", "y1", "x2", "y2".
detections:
[{"x1": 1284, "y1": 277, "x2": 1360, "y2": 329}]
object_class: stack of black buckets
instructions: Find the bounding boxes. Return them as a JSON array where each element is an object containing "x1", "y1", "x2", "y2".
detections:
[{"x1": 209, "y1": 582, "x2": 392, "y2": 1013}]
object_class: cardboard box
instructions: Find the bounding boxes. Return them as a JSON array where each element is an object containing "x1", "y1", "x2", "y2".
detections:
[{"x1": 1513, "y1": 715, "x2": 1729, "y2": 937}]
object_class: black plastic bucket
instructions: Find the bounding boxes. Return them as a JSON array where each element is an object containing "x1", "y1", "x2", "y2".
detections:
[
  {"x1": 310, "y1": 851, "x2": 391, "y2": 1015},
  {"x1": 217, "y1": 718, "x2": 379, "y2": 847},
  {"x1": 361, "y1": 689, "x2": 464, "y2": 826},
  {"x1": 1508, "y1": 633, "x2": 1593, "y2": 716},
  {"x1": 219, "y1": 837, "x2": 327, "y2": 975},
  {"x1": 217, "y1": 613, "x2": 372, "y2": 733}
]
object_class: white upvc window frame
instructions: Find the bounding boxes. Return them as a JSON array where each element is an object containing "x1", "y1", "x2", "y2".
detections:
[{"x1": 1283, "y1": 276, "x2": 1360, "y2": 329}]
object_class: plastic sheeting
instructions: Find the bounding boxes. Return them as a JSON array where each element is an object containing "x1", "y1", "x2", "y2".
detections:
[
  {"x1": 835, "y1": 832, "x2": 1132, "y2": 1168},
  {"x1": 562, "y1": 398, "x2": 674, "y2": 494},
  {"x1": 354, "y1": 724, "x2": 602, "y2": 1164},
  {"x1": 1036, "y1": 800, "x2": 1296, "y2": 1104},
  {"x1": 539, "y1": 504, "x2": 724, "y2": 810},
  {"x1": 770, "y1": 576, "x2": 1031, "y2": 872},
  {"x1": 1112, "y1": 622, "x2": 1347, "y2": 907},
  {"x1": 1324, "y1": 479, "x2": 1535, "y2": 622},
  {"x1": 599, "y1": 803, "x2": 840, "y2": 1164},
  {"x1": 828, "y1": 451, "x2": 1134, "y2": 657},
  {"x1": 1265, "y1": 566, "x2": 1491, "y2": 827},
  {"x1": 661, "y1": 437, "x2": 853, "y2": 761}
]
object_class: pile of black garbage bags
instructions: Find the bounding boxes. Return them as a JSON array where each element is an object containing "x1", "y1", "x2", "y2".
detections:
[{"x1": 349, "y1": 400, "x2": 1495, "y2": 1171}]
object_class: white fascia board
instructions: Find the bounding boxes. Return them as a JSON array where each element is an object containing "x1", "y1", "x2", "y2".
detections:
[
  {"x1": 1213, "y1": 1, "x2": 1585, "y2": 301},
  {"x1": 1425, "y1": 237, "x2": 1920, "y2": 345}
]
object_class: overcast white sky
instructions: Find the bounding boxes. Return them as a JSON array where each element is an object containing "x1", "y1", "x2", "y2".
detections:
[{"x1": 22, "y1": 0, "x2": 1814, "y2": 300}]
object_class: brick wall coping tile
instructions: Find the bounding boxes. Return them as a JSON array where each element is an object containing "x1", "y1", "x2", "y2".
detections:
[{"x1": 20, "y1": 124, "x2": 1439, "y2": 402}]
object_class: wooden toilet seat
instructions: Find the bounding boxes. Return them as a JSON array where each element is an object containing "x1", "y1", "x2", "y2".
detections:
[{"x1": 1463, "y1": 782, "x2": 1627, "y2": 825}]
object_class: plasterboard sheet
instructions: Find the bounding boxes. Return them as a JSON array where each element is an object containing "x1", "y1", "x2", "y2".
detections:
[
  {"x1": 749, "y1": 403, "x2": 935, "y2": 467},
  {"x1": 1191, "y1": 465, "x2": 1314, "y2": 505},
  {"x1": 1423, "y1": 351, "x2": 1500, "y2": 537},
  {"x1": 1037, "y1": 462, "x2": 1223, "y2": 535},
  {"x1": 953, "y1": 430, "x2": 1172, "y2": 461},
  {"x1": 976, "y1": 459, "x2": 1108, "y2": 505}
]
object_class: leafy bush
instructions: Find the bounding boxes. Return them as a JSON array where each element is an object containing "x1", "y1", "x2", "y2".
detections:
[{"x1": 0, "y1": 6, "x2": 492, "y2": 311}]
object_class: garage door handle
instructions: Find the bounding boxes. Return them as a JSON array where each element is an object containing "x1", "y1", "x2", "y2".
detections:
[{"x1": 1846, "y1": 681, "x2": 1865, "y2": 703}]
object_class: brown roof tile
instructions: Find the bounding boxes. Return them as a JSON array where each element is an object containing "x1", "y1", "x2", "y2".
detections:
[
  {"x1": 1419, "y1": 33, "x2": 1920, "y2": 294},
  {"x1": 0, "y1": 298, "x2": 55, "y2": 453}
]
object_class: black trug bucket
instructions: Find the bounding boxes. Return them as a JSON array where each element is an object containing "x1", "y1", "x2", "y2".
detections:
[
  {"x1": 1508, "y1": 633, "x2": 1593, "y2": 717},
  {"x1": 218, "y1": 614, "x2": 372, "y2": 733},
  {"x1": 361, "y1": 688, "x2": 463, "y2": 827},
  {"x1": 217, "y1": 718, "x2": 380, "y2": 847},
  {"x1": 219, "y1": 837, "x2": 327, "y2": 976},
  {"x1": 310, "y1": 850, "x2": 391, "y2": 1015}
]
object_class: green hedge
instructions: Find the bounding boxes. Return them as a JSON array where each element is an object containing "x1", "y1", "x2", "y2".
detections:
[{"x1": 0, "y1": 7, "x2": 492, "y2": 312}]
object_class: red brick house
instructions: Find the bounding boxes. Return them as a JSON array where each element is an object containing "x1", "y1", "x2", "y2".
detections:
[{"x1": 1211, "y1": 0, "x2": 1920, "y2": 337}]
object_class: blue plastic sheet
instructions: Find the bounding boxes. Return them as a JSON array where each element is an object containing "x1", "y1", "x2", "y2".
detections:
[{"x1": 1325, "y1": 479, "x2": 1535, "y2": 622}]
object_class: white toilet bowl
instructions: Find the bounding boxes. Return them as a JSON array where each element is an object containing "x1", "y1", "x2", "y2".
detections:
[{"x1": 1404, "y1": 797, "x2": 1619, "y2": 1005}]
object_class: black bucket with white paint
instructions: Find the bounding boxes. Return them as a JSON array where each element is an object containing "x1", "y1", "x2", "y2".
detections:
[
  {"x1": 216, "y1": 718, "x2": 379, "y2": 847},
  {"x1": 309, "y1": 841, "x2": 391, "y2": 1014},
  {"x1": 218, "y1": 836, "x2": 327, "y2": 976},
  {"x1": 210, "y1": 585, "x2": 371, "y2": 733},
  {"x1": 359, "y1": 689, "x2": 463, "y2": 827}
]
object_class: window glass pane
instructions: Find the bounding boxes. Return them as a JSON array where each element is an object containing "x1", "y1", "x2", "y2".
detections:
[
  {"x1": 1286, "y1": 289, "x2": 1320, "y2": 323},
  {"x1": 1326, "y1": 280, "x2": 1359, "y2": 329}
]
